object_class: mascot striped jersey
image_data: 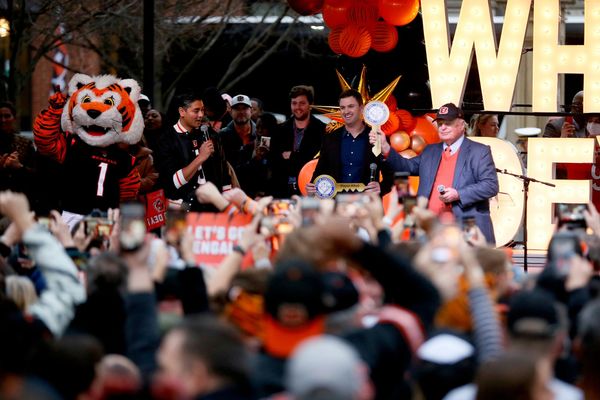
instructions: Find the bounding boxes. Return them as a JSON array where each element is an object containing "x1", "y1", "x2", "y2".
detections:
[{"x1": 33, "y1": 74, "x2": 142, "y2": 215}]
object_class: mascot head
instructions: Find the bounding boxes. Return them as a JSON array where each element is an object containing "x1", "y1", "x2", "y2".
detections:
[{"x1": 61, "y1": 74, "x2": 144, "y2": 147}]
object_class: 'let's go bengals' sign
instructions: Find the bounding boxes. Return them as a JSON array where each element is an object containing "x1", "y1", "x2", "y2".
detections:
[{"x1": 185, "y1": 212, "x2": 252, "y2": 267}]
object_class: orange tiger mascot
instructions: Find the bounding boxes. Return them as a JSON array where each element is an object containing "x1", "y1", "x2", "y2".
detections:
[{"x1": 33, "y1": 74, "x2": 143, "y2": 226}]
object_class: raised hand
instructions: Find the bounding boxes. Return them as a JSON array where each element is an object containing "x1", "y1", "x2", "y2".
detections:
[
  {"x1": 0, "y1": 191, "x2": 34, "y2": 233},
  {"x1": 48, "y1": 91, "x2": 67, "y2": 109}
]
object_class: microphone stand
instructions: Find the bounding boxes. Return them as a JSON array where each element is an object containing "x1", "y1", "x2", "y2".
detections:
[{"x1": 495, "y1": 168, "x2": 555, "y2": 272}]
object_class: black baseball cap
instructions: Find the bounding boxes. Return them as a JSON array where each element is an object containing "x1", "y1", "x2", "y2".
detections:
[
  {"x1": 434, "y1": 103, "x2": 464, "y2": 121},
  {"x1": 263, "y1": 260, "x2": 359, "y2": 358},
  {"x1": 263, "y1": 259, "x2": 327, "y2": 358},
  {"x1": 507, "y1": 289, "x2": 560, "y2": 338}
]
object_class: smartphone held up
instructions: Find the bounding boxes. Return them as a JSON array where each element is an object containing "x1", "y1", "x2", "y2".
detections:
[
  {"x1": 394, "y1": 172, "x2": 417, "y2": 214},
  {"x1": 119, "y1": 202, "x2": 147, "y2": 252},
  {"x1": 82, "y1": 209, "x2": 114, "y2": 237}
]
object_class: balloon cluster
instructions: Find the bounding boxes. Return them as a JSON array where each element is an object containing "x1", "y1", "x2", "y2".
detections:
[
  {"x1": 380, "y1": 95, "x2": 440, "y2": 158},
  {"x1": 287, "y1": 0, "x2": 420, "y2": 58}
]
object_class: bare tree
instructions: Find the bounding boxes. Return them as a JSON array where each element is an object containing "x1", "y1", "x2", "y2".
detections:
[{"x1": 4, "y1": 0, "x2": 324, "y2": 110}]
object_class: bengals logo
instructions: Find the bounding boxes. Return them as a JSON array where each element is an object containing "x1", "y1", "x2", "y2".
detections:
[
  {"x1": 153, "y1": 197, "x2": 165, "y2": 213},
  {"x1": 439, "y1": 106, "x2": 449, "y2": 115}
]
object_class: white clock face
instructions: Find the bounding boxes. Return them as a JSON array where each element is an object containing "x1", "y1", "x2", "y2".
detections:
[
  {"x1": 314, "y1": 175, "x2": 336, "y2": 199},
  {"x1": 318, "y1": 180, "x2": 333, "y2": 193},
  {"x1": 363, "y1": 101, "x2": 390, "y2": 126}
]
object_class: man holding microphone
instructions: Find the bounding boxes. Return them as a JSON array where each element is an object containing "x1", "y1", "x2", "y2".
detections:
[
  {"x1": 156, "y1": 92, "x2": 231, "y2": 211},
  {"x1": 370, "y1": 103, "x2": 499, "y2": 244}
]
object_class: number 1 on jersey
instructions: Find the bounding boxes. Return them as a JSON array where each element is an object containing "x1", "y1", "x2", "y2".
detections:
[{"x1": 97, "y1": 162, "x2": 108, "y2": 196}]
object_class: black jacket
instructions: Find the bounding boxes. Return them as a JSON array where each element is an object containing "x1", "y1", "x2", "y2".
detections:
[
  {"x1": 311, "y1": 125, "x2": 394, "y2": 195},
  {"x1": 270, "y1": 114, "x2": 325, "y2": 197},
  {"x1": 155, "y1": 124, "x2": 231, "y2": 211}
]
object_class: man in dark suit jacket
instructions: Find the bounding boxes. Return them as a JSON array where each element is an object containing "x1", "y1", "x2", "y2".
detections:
[
  {"x1": 371, "y1": 103, "x2": 499, "y2": 244},
  {"x1": 270, "y1": 85, "x2": 325, "y2": 198},
  {"x1": 306, "y1": 89, "x2": 393, "y2": 196}
]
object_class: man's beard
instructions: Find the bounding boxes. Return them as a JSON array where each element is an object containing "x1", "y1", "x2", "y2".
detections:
[{"x1": 294, "y1": 112, "x2": 309, "y2": 121}]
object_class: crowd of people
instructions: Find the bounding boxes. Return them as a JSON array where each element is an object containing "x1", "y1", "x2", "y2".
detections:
[{"x1": 0, "y1": 83, "x2": 599, "y2": 400}]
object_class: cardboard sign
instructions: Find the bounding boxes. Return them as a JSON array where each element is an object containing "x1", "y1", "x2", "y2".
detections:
[
  {"x1": 145, "y1": 189, "x2": 167, "y2": 231},
  {"x1": 186, "y1": 212, "x2": 253, "y2": 267}
]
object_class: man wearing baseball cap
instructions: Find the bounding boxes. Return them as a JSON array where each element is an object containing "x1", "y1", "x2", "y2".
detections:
[
  {"x1": 220, "y1": 94, "x2": 258, "y2": 191},
  {"x1": 370, "y1": 102, "x2": 499, "y2": 244}
]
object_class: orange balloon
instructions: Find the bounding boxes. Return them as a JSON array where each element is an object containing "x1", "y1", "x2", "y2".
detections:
[
  {"x1": 381, "y1": 112, "x2": 400, "y2": 135},
  {"x1": 411, "y1": 133, "x2": 427, "y2": 154},
  {"x1": 379, "y1": 0, "x2": 420, "y2": 26},
  {"x1": 328, "y1": 27, "x2": 344, "y2": 54},
  {"x1": 288, "y1": 0, "x2": 324, "y2": 15},
  {"x1": 298, "y1": 159, "x2": 318, "y2": 196},
  {"x1": 339, "y1": 25, "x2": 372, "y2": 58},
  {"x1": 384, "y1": 93, "x2": 398, "y2": 112},
  {"x1": 348, "y1": 0, "x2": 379, "y2": 25},
  {"x1": 396, "y1": 109, "x2": 416, "y2": 132},
  {"x1": 410, "y1": 116, "x2": 440, "y2": 144},
  {"x1": 400, "y1": 149, "x2": 417, "y2": 159},
  {"x1": 323, "y1": 2, "x2": 349, "y2": 28},
  {"x1": 389, "y1": 132, "x2": 410, "y2": 152},
  {"x1": 370, "y1": 21, "x2": 399, "y2": 52}
]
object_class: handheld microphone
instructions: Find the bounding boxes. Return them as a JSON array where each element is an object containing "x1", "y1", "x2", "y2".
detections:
[
  {"x1": 437, "y1": 184, "x2": 446, "y2": 194},
  {"x1": 369, "y1": 163, "x2": 377, "y2": 182},
  {"x1": 200, "y1": 124, "x2": 210, "y2": 142},
  {"x1": 197, "y1": 125, "x2": 209, "y2": 185}
]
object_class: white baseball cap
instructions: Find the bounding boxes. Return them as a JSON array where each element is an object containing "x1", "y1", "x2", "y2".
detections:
[{"x1": 231, "y1": 94, "x2": 252, "y2": 107}]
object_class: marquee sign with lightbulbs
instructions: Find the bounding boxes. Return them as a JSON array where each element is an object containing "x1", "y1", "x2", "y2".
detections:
[
  {"x1": 422, "y1": 0, "x2": 600, "y2": 113},
  {"x1": 421, "y1": 0, "x2": 600, "y2": 249}
]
